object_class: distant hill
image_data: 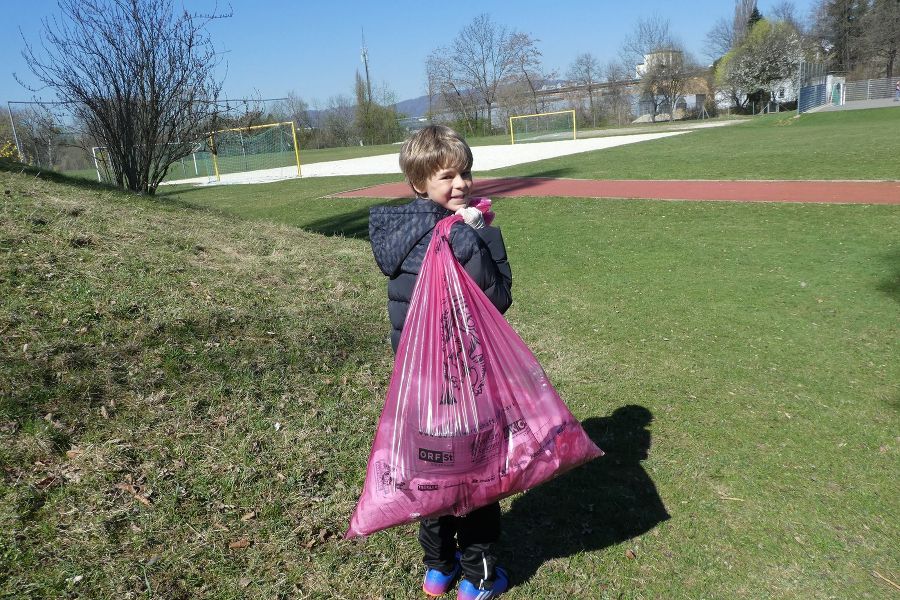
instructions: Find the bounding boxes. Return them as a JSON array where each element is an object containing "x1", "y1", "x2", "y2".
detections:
[
  {"x1": 393, "y1": 94, "x2": 432, "y2": 118},
  {"x1": 305, "y1": 93, "x2": 432, "y2": 125}
]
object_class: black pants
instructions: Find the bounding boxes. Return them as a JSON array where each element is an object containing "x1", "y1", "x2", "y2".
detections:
[{"x1": 418, "y1": 501, "x2": 501, "y2": 585}]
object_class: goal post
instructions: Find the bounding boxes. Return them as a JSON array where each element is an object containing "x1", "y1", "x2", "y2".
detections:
[
  {"x1": 207, "y1": 120, "x2": 301, "y2": 183},
  {"x1": 509, "y1": 110, "x2": 577, "y2": 144},
  {"x1": 95, "y1": 121, "x2": 302, "y2": 186}
]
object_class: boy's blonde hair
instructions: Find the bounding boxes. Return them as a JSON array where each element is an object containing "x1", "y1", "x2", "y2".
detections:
[{"x1": 399, "y1": 125, "x2": 473, "y2": 196}]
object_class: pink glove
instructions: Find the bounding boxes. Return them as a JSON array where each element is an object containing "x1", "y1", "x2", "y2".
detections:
[{"x1": 467, "y1": 196, "x2": 495, "y2": 226}]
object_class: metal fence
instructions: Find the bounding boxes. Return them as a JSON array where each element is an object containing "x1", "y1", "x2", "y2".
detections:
[
  {"x1": 798, "y1": 83, "x2": 827, "y2": 113},
  {"x1": 797, "y1": 62, "x2": 829, "y2": 114},
  {"x1": 844, "y1": 76, "x2": 899, "y2": 102}
]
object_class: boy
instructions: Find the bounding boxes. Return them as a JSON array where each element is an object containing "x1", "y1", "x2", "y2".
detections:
[{"x1": 368, "y1": 125, "x2": 512, "y2": 599}]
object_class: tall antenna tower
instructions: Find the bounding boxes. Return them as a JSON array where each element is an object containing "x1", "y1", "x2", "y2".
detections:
[{"x1": 361, "y1": 28, "x2": 373, "y2": 105}]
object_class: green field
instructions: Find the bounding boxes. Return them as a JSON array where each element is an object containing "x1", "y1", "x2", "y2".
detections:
[
  {"x1": 2, "y1": 109, "x2": 899, "y2": 599},
  {"x1": 491, "y1": 108, "x2": 900, "y2": 180}
]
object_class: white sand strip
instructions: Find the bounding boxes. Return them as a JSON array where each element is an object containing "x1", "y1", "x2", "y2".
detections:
[{"x1": 301, "y1": 131, "x2": 688, "y2": 178}]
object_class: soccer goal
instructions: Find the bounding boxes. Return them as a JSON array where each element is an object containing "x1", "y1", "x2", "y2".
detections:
[
  {"x1": 206, "y1": 121, "x2": 301, "y2": 183},
  {"x1": 509, "y1": 110, "x2": 577, "y2": 144},
  {"x1": 91, "y1": 141, "x2": 215, "y2": 185}
]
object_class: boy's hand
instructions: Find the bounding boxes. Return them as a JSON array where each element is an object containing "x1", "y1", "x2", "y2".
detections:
[
  {"x1": 455, "y1": 206, "x2": 485, "y2": 229},
  {"x1": 467, "y1": 197, "x2": 495, "y2": 226}
]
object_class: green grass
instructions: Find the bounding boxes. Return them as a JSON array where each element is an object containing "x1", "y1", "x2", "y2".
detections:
[
  {"x1": 159, "y1": 173, "x2": 402, "y2": 236},
  {"x1": 2, "y1": 161, "x2": 898, "y2": 598},
  {"x1": 491, "y1": 108, "x2": 900, "y2": 180}
]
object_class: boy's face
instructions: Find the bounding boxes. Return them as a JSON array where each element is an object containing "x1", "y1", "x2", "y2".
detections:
[{"x1": 414, "y1": 166, "x2": 473, "y2": 212}]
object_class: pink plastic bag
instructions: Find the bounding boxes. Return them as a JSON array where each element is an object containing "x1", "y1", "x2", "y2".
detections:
[{"x1": 346, "y1": 215, "x2": 603, "y2": 538}]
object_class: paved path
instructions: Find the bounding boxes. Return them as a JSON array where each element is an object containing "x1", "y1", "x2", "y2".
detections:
[
  {"x1": 811, "y1": 98, "x2": 900, "y2": 112},
  {"x1": 333, "y1": 177, "x2": 900, "y2": 205}
]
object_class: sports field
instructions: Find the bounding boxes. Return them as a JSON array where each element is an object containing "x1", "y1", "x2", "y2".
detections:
[{"x1": 1, "y1": 107, "x2": 898, "y2": 599}]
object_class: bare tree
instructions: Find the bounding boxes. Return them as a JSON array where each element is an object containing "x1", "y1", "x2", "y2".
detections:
[
  {"x1": 427, "y1": 14, "x2": 541, "y2": 135},
  {"x1": 453, "y1": 14, "x2": 520, "y2": 132},
  {"x1": 321, "y1": 95, "x2": 356, "y2": 147},
  {"x1": 507, "y1": 32, "x2": 545, "y2": 114},
  {"x1": 706, "y1": 0, "x2": 769, "y2": 61},
  {"x1": 733, "y1": 0, "x2": 759, "y2": 46},
  {"x1": 13, "y1": 105, "x2": 62, "y2": 168},
  {"x1": 426, "y1": 50, "x2": 480, "y2": 135},
  {"x1": 495, "y1": 79, "x2": 537, "y2": 133},
  {"x1": 567, "y1": 53, "x2": 602, "y2": 127},
  {"x1": 218, "y1": 94, "x2": 271, "y2": 131},
  {"x1": 274, "y1": 92, "x2": 314, "y2": 147},
  {"x1": 276, "y1": 92, "x2": 313, "y2": 131},
  {"x1": 621, "y1": 15, "x2": 674, "y2": 68},
  {"x1": 705, "y1": 17, "x2": 737, "y2": 60},
  {"x1": 19, "y1": 0, "x2": 228, "y2": 194},
  {"x1": 602, "y1": 61, "x2": 635, "y2": 126},
  {"x1": 622, "y1": 16, "x2": 680, "y2": 121},
  {"x1": 771, "y1": 1, "x2": 803, "y2": 31},
  {"x1": 647, "y1": 46, "x2": 701, "y2": 121}
]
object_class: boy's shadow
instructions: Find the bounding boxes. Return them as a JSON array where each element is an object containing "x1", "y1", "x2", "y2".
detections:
[{"x1": 500, "y1": 405, "x2": 670, "y2": 585}]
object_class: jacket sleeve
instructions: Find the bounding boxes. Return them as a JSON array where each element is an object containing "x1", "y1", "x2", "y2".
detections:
[{"x1": 448, "y1": 222, "x2": 513, "y2": 315}]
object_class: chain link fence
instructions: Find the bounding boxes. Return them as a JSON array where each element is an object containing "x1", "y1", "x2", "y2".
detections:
[{"x1": 5, "y1": 97, "x2": 296, "y2": 184}]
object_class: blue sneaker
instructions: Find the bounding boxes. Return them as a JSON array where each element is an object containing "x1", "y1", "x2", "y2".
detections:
[
  {"x1": 423, "y1": 553, "x2": 461, "y2": 597},
  {"x1": 457, "y1": 567, "x2": 509, "y2": 600}
]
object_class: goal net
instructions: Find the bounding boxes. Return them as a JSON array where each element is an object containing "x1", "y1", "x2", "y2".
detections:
[
  {"x1": 509, "y1": 110, "x2": 577, "y2": 144},
  {"x1": 92, "y1": 142, "x2": 215, "y2": 185},
  {"x1": 206, "y1": 121, "x2": 301, "y2": 183}
]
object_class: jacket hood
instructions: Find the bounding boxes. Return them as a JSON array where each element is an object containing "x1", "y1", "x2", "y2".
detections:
[{"x1": 369, "y1": 198, "x2": 452, "y2": 277}]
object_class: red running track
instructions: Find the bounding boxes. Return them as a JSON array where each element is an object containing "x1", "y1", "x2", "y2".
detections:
[{"x1": 332, "y1": 178, "x2": 900, "y2": 205}]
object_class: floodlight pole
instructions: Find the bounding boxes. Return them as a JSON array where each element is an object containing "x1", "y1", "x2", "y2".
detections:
[{"x1": 6, "y1": 102, "x2": 25, "y2": 162}]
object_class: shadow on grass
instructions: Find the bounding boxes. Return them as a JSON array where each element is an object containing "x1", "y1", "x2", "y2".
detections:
[
  {"x1": 1, "y1": 161, "x2": 216, "y2": 216},
  {"x1": 476, "y1": 169, "x2": 582, "y2": 193},
  {"x1": 501, "y1": 405, "x2": 670, "y2": 587},
  {"x1": 301, "y1": 199, "x2": 408, "y2": 240},
  {"x1": 877, "y1": 247, "x2": 900, "y2": 304},
  {"x1": 509, "y1": 168, "x2": 581, "y2": 179},
  {"x1": 0, "y1": 160, "x2": 117, "y2": 193}
]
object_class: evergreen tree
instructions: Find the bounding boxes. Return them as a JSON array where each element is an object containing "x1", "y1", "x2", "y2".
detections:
[
  {"x1": 748, "y1": 6, "x2": 764, "y2": 28},
  {"x1": 814, "y1": 0, "x2": 870, "y2": 74}
]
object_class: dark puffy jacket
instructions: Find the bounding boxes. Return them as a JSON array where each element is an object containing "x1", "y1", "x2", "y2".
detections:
[{"x1": 369, "y1": 198, "x2": 512, "y2": 352}]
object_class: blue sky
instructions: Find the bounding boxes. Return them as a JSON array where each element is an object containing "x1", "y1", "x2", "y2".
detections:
[{"x1": 2, "y1": 0, "x2": 818, "y2": 107}]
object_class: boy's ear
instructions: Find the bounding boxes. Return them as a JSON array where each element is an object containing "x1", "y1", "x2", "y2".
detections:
[{"x1": 409, "y1": 179, "x2": 426, "y2": 197}]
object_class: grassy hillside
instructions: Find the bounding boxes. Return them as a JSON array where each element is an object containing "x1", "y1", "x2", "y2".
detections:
[
  {"x1": 0, "y1": 166, "x2": 403, "y2": 598},
  {"x1": 2, "y1": 166, "x2": 899, "y2": 598}
]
